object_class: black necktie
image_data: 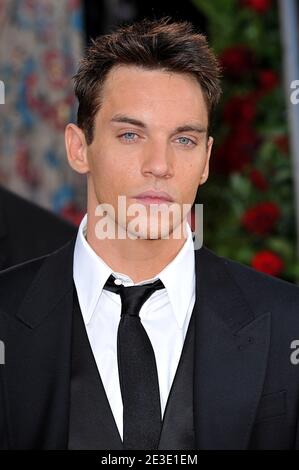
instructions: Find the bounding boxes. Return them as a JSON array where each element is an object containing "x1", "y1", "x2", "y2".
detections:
[{"x1": 103, "y1": 274, "x2": 165, "y2": 450}]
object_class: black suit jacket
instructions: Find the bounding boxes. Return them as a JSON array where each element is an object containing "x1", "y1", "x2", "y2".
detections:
[
  {"x1": 0, "y1": 237, "x2": 299, "y2": 449},
  {"x1": 0, "y1": 186, "x2": 77, "y2": 270}
]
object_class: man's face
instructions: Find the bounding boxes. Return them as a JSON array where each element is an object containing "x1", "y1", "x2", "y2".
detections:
[{"x1": 82, "y1": 65, "x2": 212, "y2": 239}]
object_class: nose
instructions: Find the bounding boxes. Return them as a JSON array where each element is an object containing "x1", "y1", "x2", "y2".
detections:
[{"x1": 140, "y1": 141, "x2": 174, "y2": 178}]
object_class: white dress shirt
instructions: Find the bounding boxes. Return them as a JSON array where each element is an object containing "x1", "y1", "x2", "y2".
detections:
[{"x1": 73, "y1": 213, "x2": 196, "y2": 441}]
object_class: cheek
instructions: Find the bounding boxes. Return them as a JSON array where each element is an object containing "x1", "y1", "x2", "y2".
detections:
[
  {"x1": 99, "y1": 163, "x2": 136, "y2": 200},
  {"x1": 179, "y1": 161, "x2": 202, "y2": 184},
  {"x1": 175, "y1": 162, "x2": 202, "y2": 202}
]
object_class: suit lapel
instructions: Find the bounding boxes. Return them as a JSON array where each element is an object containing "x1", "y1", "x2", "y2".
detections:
[
  {"x1": 2, "y1": 234, "x2": 271, "y2": 449},
  {"x1": 193, "y1": 246, "x2": 271, "y2": 449},
  {"x1": 3, "y1": 239, "x2": 76, "y2": 449},
  {"x1": 68, "y1": 289, "x2": 123, "y2": 449}
]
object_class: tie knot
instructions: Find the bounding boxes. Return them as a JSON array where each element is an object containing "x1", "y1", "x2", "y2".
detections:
[{"x1": 103, "y1": 274, "x2": 165, "y2": 317}]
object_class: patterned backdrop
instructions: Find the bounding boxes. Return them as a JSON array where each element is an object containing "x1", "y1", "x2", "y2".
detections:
[{"x1": 0, "y1": 0, "x2": 86, "y2": 223}]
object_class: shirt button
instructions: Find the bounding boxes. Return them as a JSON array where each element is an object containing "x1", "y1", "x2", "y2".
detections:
[{"x1": 114, "y1": 278, "x2": 123, "y2": 286}]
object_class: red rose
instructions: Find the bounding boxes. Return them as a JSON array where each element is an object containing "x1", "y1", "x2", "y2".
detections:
[
  {"x1": 241, "y1": 0, "x2": 272, "y2": 14},
  {"x1": 220, "y1": 45, "x2": 255, "y2": 77},
  {"x1": 212, "y1": 141, "x2": 252, "y2": 174},
  {"x1": 223, "y1": 94, "x2": 257, "y2": 124},
  {"x1": 249, "y1": 169, "x2": 268, "y2": 191},
  {"x1": 251, "y1": 250, "x2": 284, "y2": 276},
  {"x1": 241, "y1": 202, "x2": 280, "y2": 235},
  {"x1": 258, "y1": 70, "x2": 279, "y2": 94},
  {"x1": 212, "y1": 126, "x2": 259, "y2": 174}
]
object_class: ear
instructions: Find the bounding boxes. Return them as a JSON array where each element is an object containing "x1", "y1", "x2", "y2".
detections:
[
  {"x1": 199, "y1": 136, "x2": 213, "y2": 185},
  {"x1": 65, "y1": 123, "x2": 90, "y2": 174}
]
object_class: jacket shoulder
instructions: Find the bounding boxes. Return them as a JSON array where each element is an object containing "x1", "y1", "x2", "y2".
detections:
[
  {"x1": 205, "y1": 247, "x2": 299, "y2": 318},
  {"x1": 0, "y1": 187, "x2": 76, "y2": 233},
  {"x1": 0, "y1": 238, "x2": 75, "y2": 324},
  {"x1": 0, "y1": 255, "x2": 47, "y2": 316}
]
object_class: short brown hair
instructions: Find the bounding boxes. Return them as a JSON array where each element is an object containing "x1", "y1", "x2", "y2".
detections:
[{"x1": 73, "y1": 17, "x2": 222, "y2": 145}]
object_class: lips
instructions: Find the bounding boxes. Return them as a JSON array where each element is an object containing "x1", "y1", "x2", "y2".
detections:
[{"x1": 133, "y1": 190, "x2": 174, "y2": 203}]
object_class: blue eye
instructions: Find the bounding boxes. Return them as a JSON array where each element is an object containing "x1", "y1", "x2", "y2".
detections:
[
  {"x1": 118, "y1": 133, "x2": 196, "y2": 146},
  {"x1": 177, "y1": 136, "x2": 195, "y2": 146},
  {"x1": 120, "y1": 132, "x2": 138, "y2": 141}
]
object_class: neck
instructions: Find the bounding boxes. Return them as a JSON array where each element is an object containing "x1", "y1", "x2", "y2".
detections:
[{"x1": 86, "y1": 213, "x2": 188, "y2": 284}]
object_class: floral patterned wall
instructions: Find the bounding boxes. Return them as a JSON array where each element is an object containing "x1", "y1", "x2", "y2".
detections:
[{"x1": 0, "y1": 0, "x2": 86, "y2": 224}]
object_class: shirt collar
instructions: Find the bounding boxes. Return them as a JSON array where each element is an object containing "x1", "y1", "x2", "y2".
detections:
[{"x1": 73, "y1": 213, "x2": 195, "y2": 329}]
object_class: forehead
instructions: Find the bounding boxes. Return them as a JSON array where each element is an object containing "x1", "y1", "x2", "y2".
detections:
[{"x1": 98, "y1": 65, "x2": 208, "y2": 126}]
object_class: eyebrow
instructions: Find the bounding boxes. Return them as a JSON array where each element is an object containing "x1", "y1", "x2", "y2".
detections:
[{"x1": 110, "y1": 114, "x2": 207, "y2": 135}]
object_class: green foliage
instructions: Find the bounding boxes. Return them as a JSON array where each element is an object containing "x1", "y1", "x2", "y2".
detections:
[{"x1": 193, "y1": 0, "x2": 299, "y2": 283}]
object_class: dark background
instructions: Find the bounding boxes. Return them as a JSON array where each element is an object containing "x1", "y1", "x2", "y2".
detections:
[{"x1": 83, "y1": 0, "x2": 207, "y2": 43}]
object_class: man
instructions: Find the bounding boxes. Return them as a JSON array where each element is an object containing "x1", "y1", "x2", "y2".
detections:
[
  {"x1": 0, "y1": 185, "x2": 76, "y2": 270},
  {"x1": 1, "y1": 17, "x2": 299, "y2": 450}
]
